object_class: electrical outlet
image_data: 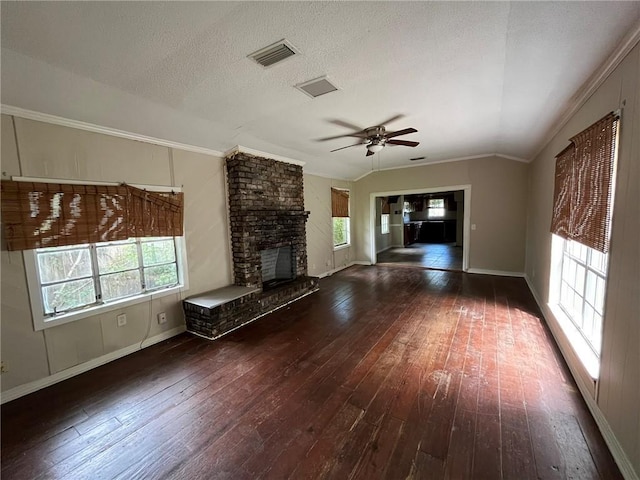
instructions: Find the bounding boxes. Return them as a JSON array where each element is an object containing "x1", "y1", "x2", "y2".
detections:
[
  {"x1": 157, "y1": 312, "x2": 167, "y2": 324},
  {"x1": 117, "y1": 314, "x2": 127, "y2": 327},
  {"x1": 471, "y1": 224, "x2": 477, "y2": 231}
]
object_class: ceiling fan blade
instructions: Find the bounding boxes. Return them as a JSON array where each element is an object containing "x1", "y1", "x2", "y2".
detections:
[
  {"x1": 377, "y1": 114, "x2": 405, "y2": 127},
  {"x1": 366, "y1": 149, "x2": 375, "y2": 157},
  {"x1": 328, "y1": 119, "x2": 365, "y2": 131},
  {"x1": 386, "y1": 139, "x2": 420, "y2": 147},
  {"x1": 330, "y1": 143, "x2": 364, "y2": 152},
  {"x1": 317, "y1": 131, "x2": 368, "y2": 142},
  {"x1": 386, "y1": 128, "x2": 418, "y2": 139}
]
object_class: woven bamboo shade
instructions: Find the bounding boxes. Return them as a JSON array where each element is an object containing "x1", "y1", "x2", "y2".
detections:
[
  {"x1": 127, "y1": 186, "x2": 184, "y2": 238},
  {"x1": 550, "y1": 144, "x2": 575, "y2": 240},
  {"x1": 550, "y1": 112, "x2": 618, "y2": 253},
  {"x1": 1, "y1": 181, "x2": 184, "y2": 251},
  {"x1": 331, "y1": 188, "x2": 349, "y2": 217},
  {"x1": 381, "y1": 197, "x2": 391, "y2": 214}
]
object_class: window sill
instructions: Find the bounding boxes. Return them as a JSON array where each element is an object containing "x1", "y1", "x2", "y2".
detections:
[
  {"x1": 34, "y1": 284, "x2": 186, "y2": 331},
  {"x1": 548, "y1": 303, "x2": 600, "y2": 379},
  {"x1": 333, "y1": 244, "x2": 351, "y2": 252}
]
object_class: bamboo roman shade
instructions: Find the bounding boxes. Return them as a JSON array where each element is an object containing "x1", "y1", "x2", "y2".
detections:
[
  {"x1": 127, "y1": 186, "x2": 184, "y2": 238},
  {"x1": 550, "y1": 112, "x2": 618, "y2": 253},
  {"x1": 331, "y1": 188, "x2": 349, "y2": 217},
  {"x1": 381, "y1": 197, "x2": 391, "y2": 214},
  {"x1": 1, "y1": 181, "x2": 184, "y2": 251}
]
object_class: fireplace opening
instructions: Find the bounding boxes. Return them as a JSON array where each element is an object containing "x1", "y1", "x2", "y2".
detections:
[{"x1": 260, "y1": 246, "x2": 296, "y2": 289}]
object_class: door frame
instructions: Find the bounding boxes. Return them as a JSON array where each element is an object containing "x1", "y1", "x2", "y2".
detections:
[{"x1": 369, "y1": 184, "x2": 471, "y2": 271}]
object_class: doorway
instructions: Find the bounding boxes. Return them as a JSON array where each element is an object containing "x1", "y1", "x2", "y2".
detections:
[{"x1": 370, "y1": 186, "x2": 470, "y2": 272}]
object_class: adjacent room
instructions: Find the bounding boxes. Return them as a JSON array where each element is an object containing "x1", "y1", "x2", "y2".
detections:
[{"x1": 1, "y1": 2, "x2": 639, "y2": 479}]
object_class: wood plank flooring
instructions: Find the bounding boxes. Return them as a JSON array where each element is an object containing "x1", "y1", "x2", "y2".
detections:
[
  {"x1": 1, "y1": 265, "x2": 622, "y2": 479},
  {"x1": 377, "y1": 243, "x2": 463, "y2": 271}
]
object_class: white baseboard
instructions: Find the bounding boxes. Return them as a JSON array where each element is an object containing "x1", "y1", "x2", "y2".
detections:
[
  {"x1": 524, "y1": 275, "x2": 638, "y2": 480},
  {"x1": 352, "y1": 260, "x2": 372, "y2": 266},
  {"x1": 0, "y1": 326, "x2": 186, "y2": 405},
  {"x1": 318, "y1": 261, "x2": 358, "y2": 278},
  {"x1": 466, "y1": 268, "x2": 525, "y2": 277}
]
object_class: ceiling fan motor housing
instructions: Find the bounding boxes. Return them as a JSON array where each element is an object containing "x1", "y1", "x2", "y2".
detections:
[{"x1": 366, "y1": 126, "x2": 387, "y2": 147}]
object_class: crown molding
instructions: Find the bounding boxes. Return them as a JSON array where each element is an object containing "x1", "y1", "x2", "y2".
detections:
[
  {"x1": 224, "y1": 145, "x2": 305, "y2": 166},
  {"x1": 530, "y1": 19, "x2": 640, "y2": 161},
  {"x1": 352, "y1": 153, "x2": 526, "y2": 182},
  {"x1": 0, "y1": 105, "x2": 225, "y2": 158}
]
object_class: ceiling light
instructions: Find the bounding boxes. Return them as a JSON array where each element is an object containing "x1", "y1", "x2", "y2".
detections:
[{"x1": 367, "y1": 142, "x2": 384, "y2": 153}]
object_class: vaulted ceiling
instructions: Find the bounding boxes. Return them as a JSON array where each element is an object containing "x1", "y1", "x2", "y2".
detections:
[{"x1": 2, "y1": 2, "x2": 639, "y2": 180}]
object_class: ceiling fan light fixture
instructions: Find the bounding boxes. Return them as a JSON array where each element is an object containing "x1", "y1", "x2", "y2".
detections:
[{"x1": 367, "y1": 143, "x2": 384, "y2": 153}]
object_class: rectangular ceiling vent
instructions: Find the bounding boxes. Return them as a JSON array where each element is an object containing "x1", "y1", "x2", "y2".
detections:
[
  {"x1": 249, "y1": 39, "x2": 298, "y2": 68},
  {"x1": 296, "y1": 77, "x2": 339, "y2": 98}
]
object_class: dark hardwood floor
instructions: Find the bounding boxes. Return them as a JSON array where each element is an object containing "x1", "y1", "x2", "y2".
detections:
[{"x1": 1, "y1": 266, "x2": 621, "y2": 479}]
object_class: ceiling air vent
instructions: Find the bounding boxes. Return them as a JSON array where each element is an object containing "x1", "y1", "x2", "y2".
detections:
[
  {"x1": 295, "y1": 77, "x2": 339, "y2": 98},
  {"x1": 410, "y1": 156, "x2": 427, "y2": 161},
  {"x1": 249, "y1": 39, "x2": 298, "y2": 67}
]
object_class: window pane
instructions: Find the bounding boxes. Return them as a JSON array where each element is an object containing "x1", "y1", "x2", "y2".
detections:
[
  {"x1": 42, "y1": 278, "x2": 95, "y2": 314},
  {"x1": 145, "y1": 264, "x2": 178, "y2": 290},
  {"x1": 557, "y1": 238, "x2": 609, "y2": 360},
  {"x1": 100, "y1": 270, "x2": 142, "y2": 301},
  {"x1": 585, "y1": 271, "x2": 597, "y2": 308},
  {"x1": 97, "y1": 242, "x2": 139, "y2": 274},
  {"x1": 142, "y1": 239, "x2": 176, "y2": 266},
  {"x1": 37, "y1": 248, "x2": 92, "y2": 283},
  {"x1": 575, "y1": 264, "x2": 585, "y2": 296},
  {"x1": 589, "y1": 249, "x2": 607, "y2": 274},
  {"x1": 595, "y1": 276, "x2": 606, "y2": 314},
  {"x1": 381, "y1": 214, "x2": 390, "y2": 234},
  {"x1": 592, "y1": 314, "x2": 603, "y2": 354},
  {"x1": 583, "y1": 304, "x2": 595, "y2": 339},
  {"x1": 428, "y1": 207, "x2": 445, "y2": 218},
  {"x1": 333, "y1": 217, "x2": 349, "y2": 246}
]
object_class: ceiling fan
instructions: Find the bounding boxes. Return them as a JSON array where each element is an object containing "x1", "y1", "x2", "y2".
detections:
[{"x1": 318, "y1": 115, "x2": 419, "y2": 156}]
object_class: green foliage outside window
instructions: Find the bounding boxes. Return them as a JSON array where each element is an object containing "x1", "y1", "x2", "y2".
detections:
[
  {"x1": 36, "y1": 237, "x2": 179, "y2": 315},
  {"x1": 333, "y1": 217, "x2": 349, "y2": 246}
]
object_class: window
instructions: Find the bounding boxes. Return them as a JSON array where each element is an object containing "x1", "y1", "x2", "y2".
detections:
[
  {"x1": 549, "y1": 112, "x2": 618, "y2": 377},
  {"x1": 558, "y1": 239, "x2": 607, "y2": 355},
  {"x1": 428, "y1": 198, "x2": 445, "y2": 218},
  {"x1": 331, "y1": 188, "x2": 350, "y2": 248},
  {"x1": 381, "y1": 214, "x2": 390, "y2": 234},
  {"x1": 26, "y1": 236, "x2": 187, "y2": 330},
  {"x1": 333, "y1": 217, "x2": 350, "y2": 247}
]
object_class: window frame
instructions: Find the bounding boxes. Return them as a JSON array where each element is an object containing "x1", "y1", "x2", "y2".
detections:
[
  {"x1": 24, "y1": 236, "x2": 188, "y2": 331},
  {"x1": 427, "y1": 198, "x2": 446, "y2": 219},
  {"x1": 332, "y1": 188, "x2": 351, "y2": 250},
  {"x1": 557, "y1": 239, "x2": 607, "y2": 356},
  {"x1": 332, "y1": 217, "x2": 351, "y2": 249},
  {"x1": 381, "y1": 213, "x2": 390, "y2": 235},
  {"x1": 547, "y1": 113, "x2": 619, "y2": 380}
]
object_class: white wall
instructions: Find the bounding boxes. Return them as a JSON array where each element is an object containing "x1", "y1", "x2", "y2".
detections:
[
  {"x1": 0, "y1": 115, "x2": 232, "y2": 393},
  {"x1": 374, "y1": 197, "x2": 392, "y2": 253},
  {"x1": 303, "y1": 174, "x2": 354, "y2": 276},
  {"x1": 353, "y1": 156, "x2": 528, "y2": 273},
  {"x1": 389, "y1": 197, "x2": 404, "y2": 247},
  {"x1": 525, "y1": 43, "x2": 639, "y2": 476}
]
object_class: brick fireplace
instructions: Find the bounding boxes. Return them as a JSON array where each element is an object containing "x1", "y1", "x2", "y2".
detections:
[
  {"x1": 226, "y1": 151, "x2": 314, "y2": 286},
  {"x1": 183, "y1": 151, "x2": 318, "y2": 339}
]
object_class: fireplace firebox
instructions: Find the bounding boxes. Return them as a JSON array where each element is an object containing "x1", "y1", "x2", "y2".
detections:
[{"x1": 261, "y1": 245, "x2": 296, "y2": 289}]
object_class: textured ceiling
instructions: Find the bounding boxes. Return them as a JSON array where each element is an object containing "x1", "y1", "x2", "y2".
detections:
[{"x1": 2, "y1": 2, "x2": 639, "y2": 180}]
